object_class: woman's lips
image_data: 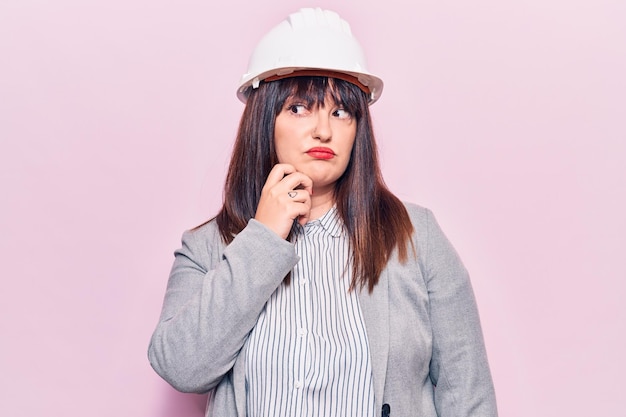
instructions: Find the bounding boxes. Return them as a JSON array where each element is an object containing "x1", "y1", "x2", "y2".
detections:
[{"x1": 306, "y1": 147, "x2": 335, "y2": 160}]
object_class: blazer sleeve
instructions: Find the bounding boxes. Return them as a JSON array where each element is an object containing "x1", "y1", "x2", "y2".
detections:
[
  {"x1": 147, "y1": 219, "x2": 299, "y2": 393},
  {"x1": 422, "y1": 209, "x2": 498, "y2": 417}
]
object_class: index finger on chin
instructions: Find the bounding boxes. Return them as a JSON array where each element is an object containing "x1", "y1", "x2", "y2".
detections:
[{"x1": 264, "y1": 164, "x2": 296, "y2": 188}]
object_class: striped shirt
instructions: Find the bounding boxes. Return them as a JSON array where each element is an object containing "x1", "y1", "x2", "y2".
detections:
[{"x1": 245, "y1": 207, "x2": 376, "y2": 417}]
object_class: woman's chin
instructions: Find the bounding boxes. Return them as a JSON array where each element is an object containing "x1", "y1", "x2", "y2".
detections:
[{"x1": 300, "y1": 170, "x2": 342, "y2": 190}]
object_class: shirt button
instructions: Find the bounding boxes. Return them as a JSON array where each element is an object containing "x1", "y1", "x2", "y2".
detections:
[
  {"x1": 300, "y1": 278, "x2": 308, "y2": 286},
  {"x1": 294, "y1": 380, "x2": 303, "y2": 389},
  {"x1": 298, "y1": 328, "x2": 307, "y2": 337}
]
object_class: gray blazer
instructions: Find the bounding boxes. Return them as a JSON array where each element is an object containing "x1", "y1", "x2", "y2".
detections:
[{"x1": 148, "y1": 203, "x2": 498, "y2": 417}]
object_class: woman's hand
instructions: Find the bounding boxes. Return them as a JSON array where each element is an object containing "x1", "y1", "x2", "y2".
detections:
[{"x1": 255, "y1": 164, "x2": 313, "y2": 239}]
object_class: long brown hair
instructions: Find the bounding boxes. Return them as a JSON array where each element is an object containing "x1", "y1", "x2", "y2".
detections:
[{"x1": 215, "y1": 77, "x2": 414, "y2": 292}]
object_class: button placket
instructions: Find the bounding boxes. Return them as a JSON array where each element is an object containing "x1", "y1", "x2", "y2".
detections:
[{"x1": 293, "y1": 231, "x2": 313, "y2": 394}]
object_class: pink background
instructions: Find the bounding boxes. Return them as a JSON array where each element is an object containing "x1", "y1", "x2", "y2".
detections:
[{"x1": 1, "y1": 0, "x2": 624, "y2": 416}]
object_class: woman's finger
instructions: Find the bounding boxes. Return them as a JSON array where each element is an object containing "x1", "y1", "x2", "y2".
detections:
[
  {"x1": 279, "y1": 171, "x2": 313, "y2": 196},
  {"x1": 255, "y1": 164, "x2": 312, "y2": 239},
  {"x1": 262, "y1": 164, "x2": 296, "y2": 190}
]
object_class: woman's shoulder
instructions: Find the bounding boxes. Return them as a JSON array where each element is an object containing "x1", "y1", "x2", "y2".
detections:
[
  {"x1": 171, "y1": 218, "x2": 226, "y2": 269},
  {"x1": 178, "y1": 218, "x2": 223, "y2": 252},
  {"x1": 401, "y1": 201, "x2": 434, "y2": 225},
  {"x1": 402, "y1": 201, "x2": 430, "y2": 214},
  {"x1": 180, "y1": 217, "x2": 219, "y2": 241},
  {"x1": 400, "y1": 201, "x2": 445, "y2": 244},
  {"x1": 188, "y1": 217, "x2": 220, "y2": 235}
]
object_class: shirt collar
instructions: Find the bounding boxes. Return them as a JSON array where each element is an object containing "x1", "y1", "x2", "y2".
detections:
[
  {"x1": 317, "y1": 205, "x2": 344, "y2": 237},
  {"x1": 296, "y1": 205, "x2": 344, "y2": 238}
]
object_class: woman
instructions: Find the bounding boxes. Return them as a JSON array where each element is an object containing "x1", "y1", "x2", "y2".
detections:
[{"x1": 149, "y1": 8, "x2": 498, "y2": 417}]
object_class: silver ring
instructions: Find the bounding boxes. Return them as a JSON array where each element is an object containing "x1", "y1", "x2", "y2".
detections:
[{"x1": 288, "y1": 191, "x2": 297, "y2": 198}]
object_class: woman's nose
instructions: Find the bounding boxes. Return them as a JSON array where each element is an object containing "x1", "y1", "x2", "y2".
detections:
[{"x1": 312, "y1": 112, "x2": 332, "y2": 142}]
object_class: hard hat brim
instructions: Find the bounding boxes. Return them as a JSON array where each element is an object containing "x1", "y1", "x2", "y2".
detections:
[{"x1": 237, "y1": 67, "x2": 384, "y2": 105}]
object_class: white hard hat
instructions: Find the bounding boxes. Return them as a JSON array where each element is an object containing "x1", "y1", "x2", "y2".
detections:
[{"x1": 237, "y1": 8, "x2": 384, "y2": 104}]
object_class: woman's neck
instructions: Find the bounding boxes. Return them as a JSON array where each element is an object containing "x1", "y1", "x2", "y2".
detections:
[{"x1": 308, "y1": 187, "x2": 335, "y2": 221}]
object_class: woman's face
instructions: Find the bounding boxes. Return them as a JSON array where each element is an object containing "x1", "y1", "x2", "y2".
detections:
[{"x1": 274, "y1": 94, "x2": 357, "y2": 194}]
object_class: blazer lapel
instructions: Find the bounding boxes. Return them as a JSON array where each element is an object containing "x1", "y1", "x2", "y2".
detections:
[{"x1": 358, "y1": 268, "x2": 390, "y2": 409}]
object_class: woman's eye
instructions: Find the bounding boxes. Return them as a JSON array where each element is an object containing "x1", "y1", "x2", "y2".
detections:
[
  {"x1": 333, "y1": 108, "x2": 351, "y2": 119},
  {"x1": 287, "y1": 104, "x2": 307, "y2": 115}
]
